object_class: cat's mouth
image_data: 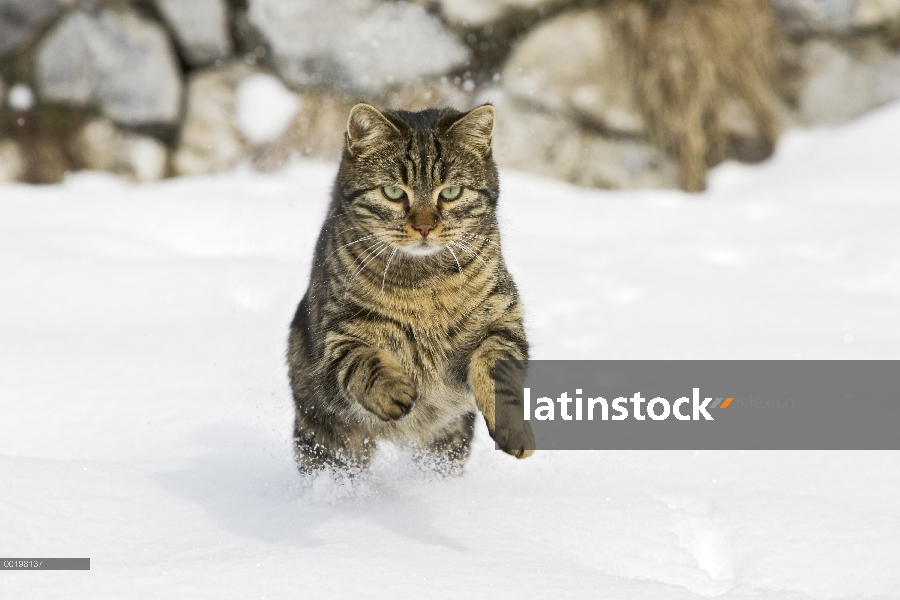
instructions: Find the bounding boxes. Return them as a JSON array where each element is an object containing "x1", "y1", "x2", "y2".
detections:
[{"x1": 400, "y1": 239, "x2": 444, "y2": 257}]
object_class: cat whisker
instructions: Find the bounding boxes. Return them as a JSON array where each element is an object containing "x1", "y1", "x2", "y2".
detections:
[
  {"x1": 340, "y1": 237, "x2": 380, "y2": 278},
  {"x1": 460, "y1": 232, "x2": 496, "y2": 247},
  {"x1": 380, "y1": 247, "x2": 398, "y2": 295},
  {"x1": 343, "y1": 242, "x2": 390, "y2": 298},
  {"x1": 494, "y1": 218, "x2": 529, "y2": 236},
  {"x1": 451, "y1": 240, "x2": 498, "y2": 283},
  {"x1": 327, "y1": 233, "x2": 379, "y2": 259},
  {"x1": 445, "y1": 245, "x2": 465, "y2": 287}
]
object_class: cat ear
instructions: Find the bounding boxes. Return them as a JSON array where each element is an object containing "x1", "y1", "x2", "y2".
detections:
[
  {"x1": 346, "y1": 103, "x2": 400, "y2": 157},
  {"x1": 447, "y1": 104, "x2": 495, "y2": 158}
]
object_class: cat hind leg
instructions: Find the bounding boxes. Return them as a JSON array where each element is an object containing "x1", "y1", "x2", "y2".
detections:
[
  {"x1": 293, "y1": 419, "x2": 373, "y2": 476},
  {"x1": 415, "y1": 411, "x2": 476, "y2": 476}
]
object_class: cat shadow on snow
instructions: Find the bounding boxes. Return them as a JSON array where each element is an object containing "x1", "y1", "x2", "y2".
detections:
[{"x1": 154, "y1": 422, "x2": 468, "y2": 552}]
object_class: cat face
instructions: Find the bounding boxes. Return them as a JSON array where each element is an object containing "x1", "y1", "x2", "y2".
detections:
[{"x1": 336, "y1": 104, "x2": 500, "y2": 258}]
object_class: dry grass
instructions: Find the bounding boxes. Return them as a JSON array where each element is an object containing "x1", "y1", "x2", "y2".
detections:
[{"x1": 612, "y1": 0, "x2": 787, "y2": 191}]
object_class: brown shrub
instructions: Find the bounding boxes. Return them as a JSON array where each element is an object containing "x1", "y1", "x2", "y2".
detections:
[
  {"x1": 612, "y1": 0, "x2": 787, "y2": 191},
  {"x1": 0, "y1": 104, "x2": 87, "y2": 184}
]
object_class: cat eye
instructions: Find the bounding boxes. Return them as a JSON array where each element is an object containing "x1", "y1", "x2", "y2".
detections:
[
  {"x1": 381, "y1": 186, "x2": 406, "y2": 201},
  {"x1": 439, "y1": 186, "x2": 463, "y2": 201}
]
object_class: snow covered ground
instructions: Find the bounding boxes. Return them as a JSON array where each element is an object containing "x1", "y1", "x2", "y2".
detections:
[{"x1": 2, "y1": 101, "x2": 899, "y2": 598}]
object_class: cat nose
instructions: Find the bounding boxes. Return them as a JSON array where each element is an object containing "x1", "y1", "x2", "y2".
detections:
[
  {"x1": 410, "y1": 211, "x2": 438, "y2": 237},
  {"x1": 414, "y1": 222, "x2": 435, "y2": 237}
]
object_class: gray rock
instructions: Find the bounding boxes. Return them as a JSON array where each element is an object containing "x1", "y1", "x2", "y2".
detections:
[
  {"x1": 854, "y1": 0, "x2": 900, "y2": 26},
  {"x1": 35, "y1": 9, "x2": 183, "y2": 126},
  {"x1": 248, "y1": 0, "x2": 470, "y2": 92},
  {"x1": 797, "y1": 40, "x2": 900, "y2": 124},
  {"x1": 154, "y1": 0, "x2": 232, "y2": 67},
  {"x1": 72, "y1": 119, "x2": 169, "y2": 182},
  {"x1": 771, "y1": 0, "x2": 900, "y2": 34},
  {"x1": 0, "y1": 0, "x2": 65, "y2": 59},
  {"x1": 438, "y1": 0, "x2": 570, "y2": 27},
  {"x1": 380, "y1": 79, "x2": 475, "y2": 112},
  {"x1": 174, "y1": 62, "x2": 255, "y2": 176},
  {"x1": 502, "y1": 8, "x2": 645, "y2": 136},
  {"x1": 234, "y1": 73, "x2": 299, "y2": 145},
  {"x1": 251, "y1": 90, "x2": 356, "y2": 170},
  {"x1": 492, "y1": 100, "x2": 678, "y2": 190},
  {"x1": 175, "y1": 62, "x2": 359, "y2": 175}
]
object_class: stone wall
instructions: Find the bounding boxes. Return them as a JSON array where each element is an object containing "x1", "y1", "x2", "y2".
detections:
[{"x1": 1, "y1": 0, "x2": 898, "y2": 189}]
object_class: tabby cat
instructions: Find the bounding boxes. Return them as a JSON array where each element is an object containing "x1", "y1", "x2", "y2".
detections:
[{"x1": 287, "y1": 103, "x2": 533, "y2": 474}]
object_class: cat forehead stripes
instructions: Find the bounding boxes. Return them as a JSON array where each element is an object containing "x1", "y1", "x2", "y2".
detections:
[
  {"x1": 345, "y1": 103, "x2": 495, "y2": 160},
  {"x1": 341, "y1": 103, "x2": 499, "y2": 202}
]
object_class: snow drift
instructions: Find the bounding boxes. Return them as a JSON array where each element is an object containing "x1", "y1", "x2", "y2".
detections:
[{"x1": 1, "y1": 102, "x2": 899, "y2": 598}]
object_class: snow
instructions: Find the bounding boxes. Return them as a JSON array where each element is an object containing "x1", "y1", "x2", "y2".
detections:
[
  {"x1": 248, "y1": 0, "x2": 470, "y2": 91},
  {"x1": 2, "y1": 101, "x2": 899, "y2": 598},
  {"x1": 234, "y1": 74, "x2": 299, "y2": 145},
  {"x1": 7, "y1": 83, "x2": 35, "y2": 111}
]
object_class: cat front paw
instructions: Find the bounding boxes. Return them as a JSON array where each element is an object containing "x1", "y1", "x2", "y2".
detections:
[
  {"x1": 490, "y1": 420, "x2": 535, "y2": 459},
  {"x1": 363, "y1": 371, "x2": 417, "y2": 421}
]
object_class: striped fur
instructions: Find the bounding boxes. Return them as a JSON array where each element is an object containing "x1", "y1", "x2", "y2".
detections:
[{"x1": 287, "y1": 104, "x2": 534, "y2": 474}]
